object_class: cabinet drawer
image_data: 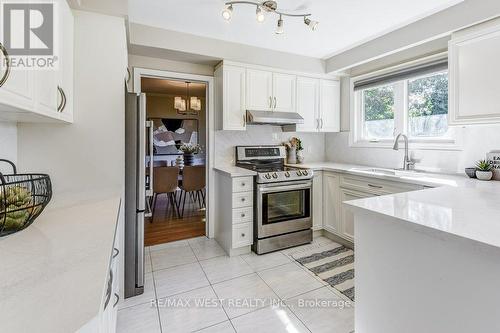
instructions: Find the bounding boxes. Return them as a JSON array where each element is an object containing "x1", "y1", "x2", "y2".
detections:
[
  {"x1": 232, "y1": 177, "x2": 253, "y2": 193},
  {"x1": 340, "y1": 175, "x2": 422, "y2": 194},
  {"x1": 232, "y1": 191, "x2": 253, "y2": 208},
  {"x1": 232, "y1": 207, "x2": 253, "y2": 224},
  {"x1": 232, "y1": 222, "x2": 253, "y2": 248}
]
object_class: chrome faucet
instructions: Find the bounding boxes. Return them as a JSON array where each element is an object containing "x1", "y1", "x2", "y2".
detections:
[{"x1": 393, "y1": 133, "x2": 414, "y2": 170}]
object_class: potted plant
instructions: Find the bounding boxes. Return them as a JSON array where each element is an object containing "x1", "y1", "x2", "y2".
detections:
[
  {"x1": 283, "y1": 137, "x2": 304, "y2": 164},
  {"x1": 179, "y1": 143, "x2": 201, "y2": 166},
  {"x1": 475, "y1": 160, "x2": 493, "y2": 180}
]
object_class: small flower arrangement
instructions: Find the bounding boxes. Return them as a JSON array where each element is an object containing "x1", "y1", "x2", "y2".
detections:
[
  {"x1": 283, "y1": 137, "x2": 303, "y2": 151},
  {"x1": 179, "y1": 143, "x2": 202, "y2": 154}
]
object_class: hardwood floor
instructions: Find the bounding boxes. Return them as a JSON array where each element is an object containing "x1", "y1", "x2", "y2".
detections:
[{"x1": 145, "y1": 192, "x2": 205, "y2": 246}]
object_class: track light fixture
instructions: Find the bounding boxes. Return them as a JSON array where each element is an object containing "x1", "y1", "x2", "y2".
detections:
[
  {"x1": 222, "y1": 4, "x2": 233, "y2": 21},
  {"x1": 304, "y1": 17, "x2": 319, "y2": 31},
  {"x1": 256, "y1": 6, "x2": 265, "y2": 22},
  {"x1": 221, "y1": 1, "x2": 318, "y2": 34},
  {"x1": 276, "y1": 15, "x2": 284, "y2": 34}
]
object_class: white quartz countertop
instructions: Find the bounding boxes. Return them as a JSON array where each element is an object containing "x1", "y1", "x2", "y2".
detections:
[
  {"x1": 214, "y1": 165, "x2": 257, "y2": 177},
  {"x1": 0, "y1": 195, "x2": 121, "y2": 333},
  {"x1": 287, "y1": 162, "x2": 469, "y2": 188},
  {"x1": 293, "y1": 162, "x2": 500, "y2": 249}
]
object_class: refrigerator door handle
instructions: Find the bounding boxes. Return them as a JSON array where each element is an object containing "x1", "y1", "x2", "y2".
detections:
[
  {"x1": 136, "y1": 211, "x2": 144, "y2": 287},
  {"x1": 137, "y1": 93, "x2": 146, "y2": 212},
  {"x1": 146, "y1": 120, "x2": 154, "y2": 198}
]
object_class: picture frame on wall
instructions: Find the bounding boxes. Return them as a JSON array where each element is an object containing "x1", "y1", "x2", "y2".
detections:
[{"x1": 149, "y1": 118, "x2": 199, "y2": 155}]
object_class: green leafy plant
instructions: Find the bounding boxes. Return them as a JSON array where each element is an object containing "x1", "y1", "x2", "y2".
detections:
[
  {"x1": 475, "y1": 160, "x2": 492, "y2": 172},
  {"x1": 179, "y1": 143, "x2": 202, "y2": 154}
]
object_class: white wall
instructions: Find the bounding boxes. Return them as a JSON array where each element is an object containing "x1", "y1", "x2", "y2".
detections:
[
  {"x1": 0, "y1": 122, "x2": 17, "y2": 173},
  {"x1": 128, "y1": 54, "x2": 214, "y2": 77},
  {"x1": 17, "y1": 10, "x2": 126, "y2": 196},
  {"x1": 326, "y1": 127, "x2": 500, "y2": 174},
  {"x1": 215, "y1": 126, "x2": 326, "y2": 166}
]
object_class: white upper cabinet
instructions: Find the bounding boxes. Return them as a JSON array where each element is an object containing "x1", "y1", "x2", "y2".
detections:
[
  {"x1": 215, "y1": 65, "x2": 247, "y2": 131},
  {"x1": 449, "y1": 19, "x2": 500, "y2": 125},
  {"x1": 296, "y1": 77, "x2": 340, "y2": 133},
  {"x1": 215, "y1": 61, "x2": 339, "y2": 131},
  {"x1": 296, "y1": 76, "x2": 319, "y2": 132},
  {"x1": 319, "y1": 79, "x2": 340, "y2": 132},
  {"x1": 0, "y1": 50, "x2": 35, "y2": 112},
  {"x1": 272, "y1": 73, "x2": 296, "y2": 112},
  {"x1": 0, "y1": 0, "x2": 73, "y2": 123},
  {"x1": 246, "y1": 69, "x2": 273, "y2": 111},
  {"x1": 57, "y1": 0, "x2": 74, "y2": 122}
]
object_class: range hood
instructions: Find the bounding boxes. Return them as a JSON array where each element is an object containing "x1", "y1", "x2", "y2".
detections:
[{"x1": 246, "y1": 110, "x2": 304, "y2": 131}]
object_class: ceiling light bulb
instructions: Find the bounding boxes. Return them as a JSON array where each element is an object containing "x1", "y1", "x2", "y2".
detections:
[
  {"x1": 304, "y1": 17, "x2": 319, "y2": 31},
  {"x1": 256, "y1": 6, "x2": 265, "y2": 23},
  {"x1": 276, "y1": 16, "x2": 284, "y2": 34},
  {"x1": 222, "y1": 5, "x2": 233, "y2": 21}
]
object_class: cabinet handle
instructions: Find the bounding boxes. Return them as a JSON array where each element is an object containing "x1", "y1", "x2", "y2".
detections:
[
  {"x1": 320, "y1": 118, "x2": 324, "y2": 129},
  {"x1": 112, "y1": 247, "x2": 119, "y2": 259},
  {"x1": 316, "y1": 119, "x2": 319, "y2": 130},
  {"x1": 241, "y1": 233, "x2": 245, "y2": 237},
  {"x1": 241, "y1": 213, "x2": 245, "y2": 218},
  {"x1": 368, "y1": 183, "x2": 383, "y2": 189},
  {"x1": 273, "y1": 97, "x2": 277, "y2": 109},
  {"x1": 126, "y1": 67, "x2": 131, "y2": 83},
  {"x1": 243, "y1": 114, "x2": 246, "y2": 127},
  {"x1": 57, "y1": 86, "x2": 67, "y2": 112},
  {"x1": 104, "y1": 269, "x2": 113, "y2": 309},
  {"x1": 269, "y1": 96, "x2": 272, "y2": 108},
  {"x1": 113, "y1": 293, "x2": 120, "y2": 308},
  {"x1": 0, "y1": 43, "x2": 11, "y2": 87},
  {"x1": 241, "y1": 182, "x2": 246, "y2": 186},
  {"x1": 241, "y1": 197, "x2": 245, "y2": 202}
]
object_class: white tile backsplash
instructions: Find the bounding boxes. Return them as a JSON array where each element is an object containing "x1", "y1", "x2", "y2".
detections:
[
  {"x1": 215, "y1": 125, "x2": 325, "y2": 166},
  {"x1": 0, "y1": 122, "x2": 17, "y2": 173}
]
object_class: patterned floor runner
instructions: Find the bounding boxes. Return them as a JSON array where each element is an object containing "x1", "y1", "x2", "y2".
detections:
[{"x1": 292, "y1": 242, "x2": 355, "y2": 301}]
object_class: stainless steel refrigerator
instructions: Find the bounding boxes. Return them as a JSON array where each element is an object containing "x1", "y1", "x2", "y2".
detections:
[{"x1": 124, "y1": 92, "x2": 153, "y2": 298}]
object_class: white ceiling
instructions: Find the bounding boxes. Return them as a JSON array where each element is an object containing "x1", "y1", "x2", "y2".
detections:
[{"x1": 128, "y1": 0, "x2": 462, "y2": 59}]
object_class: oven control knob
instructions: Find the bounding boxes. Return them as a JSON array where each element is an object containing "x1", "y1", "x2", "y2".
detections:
[
  {"x1": 284, "y1": 171, "x2": 290, "y2": 177},
  {"x1": 296, "y1": 171, "x2": 302, "y2": 176},
  {"x1": 302, "y1": 170, "x2": 308, "y2": 176},
  {"x1": 265, "y1": 173, "x2": 271, "y2": 179},
  {"x1": 272, "y1": 172, "x2": 278, "y2": 179}
]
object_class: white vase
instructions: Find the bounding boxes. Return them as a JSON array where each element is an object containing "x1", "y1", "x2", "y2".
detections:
[
  {"x1": 287, "y1": 147, "x2": 297, "y2": 164},
  {"x1": 476, "y1": 170, "x2": 493, "y2": 181}
]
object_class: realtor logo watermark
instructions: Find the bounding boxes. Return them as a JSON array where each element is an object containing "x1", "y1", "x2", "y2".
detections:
[{"x1": 1, "y1": 1, "x2": 59, "y2": 70}]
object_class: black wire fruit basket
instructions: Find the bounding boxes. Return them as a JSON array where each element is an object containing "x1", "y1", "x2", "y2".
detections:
[{"x1": 0, "y1": 159, "x2": 52, "y2": 237}]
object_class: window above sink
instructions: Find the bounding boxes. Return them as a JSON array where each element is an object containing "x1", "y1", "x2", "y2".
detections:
[{"x1": 349, "y1": 54, "x2": 462, "y2": 151}]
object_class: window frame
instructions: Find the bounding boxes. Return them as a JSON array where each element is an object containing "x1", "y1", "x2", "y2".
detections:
[{"x1": 349, "y1": 54, "x2": 462, "y2": 151}]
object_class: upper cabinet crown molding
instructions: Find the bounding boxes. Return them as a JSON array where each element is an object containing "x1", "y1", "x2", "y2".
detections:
[
  {"x1": 215, "y1": 60, "x2": 340, "y2": 133},
  {"x1": 449, "y1": 19, "x2": 500, "y2": 125},
  {"x1": 0, "y1": 0, "x2": 73, "y2": 123}
]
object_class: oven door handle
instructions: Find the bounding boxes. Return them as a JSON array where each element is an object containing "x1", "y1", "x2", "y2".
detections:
[{"x1": 258, "y1": 183, "x2": 311, "y2": 193}]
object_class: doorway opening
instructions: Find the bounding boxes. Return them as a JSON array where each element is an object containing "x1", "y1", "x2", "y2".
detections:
[{"x1": 142, "y1": 77, "x2": 207, "y2": 246}]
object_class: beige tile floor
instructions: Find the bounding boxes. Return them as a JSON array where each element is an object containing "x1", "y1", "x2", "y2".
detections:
[{"x1": 117, "y1": 236, "x2": 355, "y2": 333}]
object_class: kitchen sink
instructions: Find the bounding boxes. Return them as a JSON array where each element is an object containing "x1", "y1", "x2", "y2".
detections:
[{"x1": 351, "y1": 167, "x2": 426, "y2": 176}]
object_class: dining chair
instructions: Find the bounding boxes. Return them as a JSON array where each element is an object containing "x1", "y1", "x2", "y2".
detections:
[
  {"x1": 152, "y1": 166, "x2": 180, "y2": 219},
  {"x1": 179, "y1": 165, "x2": 206, "y2": 217}
]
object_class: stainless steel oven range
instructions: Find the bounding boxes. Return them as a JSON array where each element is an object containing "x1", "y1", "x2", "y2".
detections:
[{"x1": 236, "y1": 145, "x2": 313, "y2": 254}]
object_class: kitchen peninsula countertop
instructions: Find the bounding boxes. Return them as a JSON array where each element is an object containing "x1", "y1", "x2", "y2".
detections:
[
  {"x1": 290, "y1": 162, "x2": 500, "y2": 250},
  {"x1": 0, "y1": 194, "x2": 121, "y2": 333}
]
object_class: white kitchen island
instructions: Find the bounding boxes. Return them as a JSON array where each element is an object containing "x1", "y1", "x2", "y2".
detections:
[{"x1": 345, "y1": 183, "x2": 500, "y2": 333}]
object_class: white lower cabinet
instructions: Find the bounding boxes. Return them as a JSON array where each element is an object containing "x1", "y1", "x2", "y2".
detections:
[
  {"x1": 338, "y1": 188, "x2": 373, "y2": 242},
  {"x1": 320, "y1": 171, "x2": 424, "y2": 243},
  {"x1": 312, "y1": 171, "x2": 323, "y2": 230},
  {"x1": 215, "y1": 172, "x2": 254, "y2": 256},
  {"x1": 322, "y1": 172, "x2": 340, "y2": 234}
]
